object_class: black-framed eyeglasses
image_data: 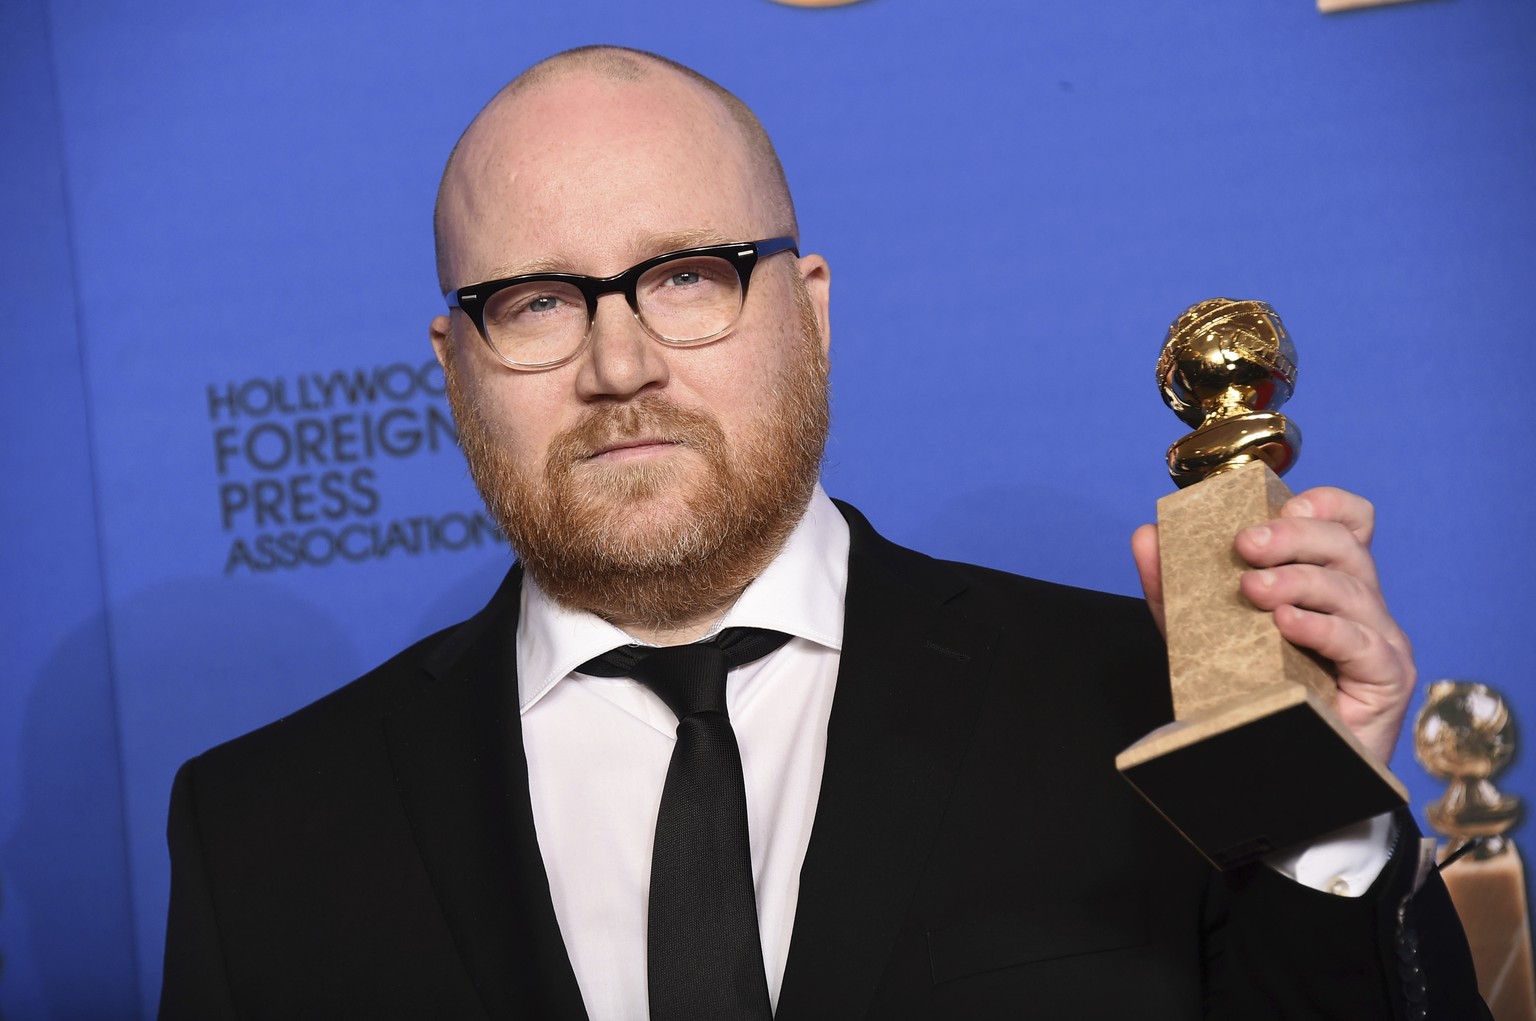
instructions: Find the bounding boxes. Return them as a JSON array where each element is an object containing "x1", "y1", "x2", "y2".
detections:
[{"x1": 445, "y1": 237, "x2": 799, "y2": 371}]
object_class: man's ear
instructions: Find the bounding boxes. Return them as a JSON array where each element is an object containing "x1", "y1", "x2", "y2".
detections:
[
  {"x1": 797, "y1": 253, "x2": 832, "y2": 356},
  {"x1": 430, "y1": 314, "x2": 452, "y2": 369}
]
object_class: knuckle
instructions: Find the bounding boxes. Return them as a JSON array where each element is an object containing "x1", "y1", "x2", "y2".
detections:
[
  {"x1": 1357, "y1": 619, "x2": 1390, "y2": 658},
  {"x1": 1341, "y1": 570, "x2": 1374, "y2": 607}
]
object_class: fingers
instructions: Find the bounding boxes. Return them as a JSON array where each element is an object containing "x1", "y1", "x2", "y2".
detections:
[
  {"x1": 1240, "y1": 559, "x2": 1390, "y2": 632},
  {"x1": 1240, "y1": 547, "x2": 1405, "y2": 671},
  {"x1": 1130, "y1": 523, "x2": 1166, "y2": 634},
  {"x1": 1138, "y1": 480, "x2": 1412, "y2": 764},
  {"x1": 1246, "y1": 560, "x2": 1414, "y2": 670},
  {"x1": 1281, "y1": 486, "x2": 1375, "y2": 546},
  {"x1": 1234, "y1": 484, "x2": 1390, "y2": 640},
  {"x1": 1234, "y1": 506, "x2": 1380, "y2": 591},
  {"x1": 1266, "y1": 602, "x2": 1415, "y2": 763},
  {"x1": 1264, "y1": 600, "x2": 1412, "y2": 690},
  {"x1": 1228, "y1": 484, "x2": 1412, "y2": 763}
]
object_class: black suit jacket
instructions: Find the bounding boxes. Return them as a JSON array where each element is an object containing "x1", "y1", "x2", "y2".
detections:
[{"x1": 160, "y1": 502, "x2": 1485, "y2": 1019}]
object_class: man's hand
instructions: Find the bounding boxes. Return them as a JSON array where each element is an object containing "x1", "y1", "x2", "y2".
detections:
[{"x1": 1131, "y1": 486, "x2": 1416, "y2": 765}]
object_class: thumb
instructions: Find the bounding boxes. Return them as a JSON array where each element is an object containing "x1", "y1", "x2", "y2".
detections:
[{"x1": 1131, "y1": 523, "x2": 1166, "y2": 636}]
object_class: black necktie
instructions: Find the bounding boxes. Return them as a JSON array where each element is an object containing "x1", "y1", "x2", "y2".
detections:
[{"x1": 578, "y1": 627, "x2": 791, "y2": 1021}]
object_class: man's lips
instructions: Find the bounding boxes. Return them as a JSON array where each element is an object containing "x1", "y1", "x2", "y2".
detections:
[{"x1": 584, "y1": 438, "x2": 682, "y2": 462}]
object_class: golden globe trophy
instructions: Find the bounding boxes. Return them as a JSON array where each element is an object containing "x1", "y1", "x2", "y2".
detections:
[
  {"x1": 1415, "y1": 681, "x2": 1536, "y2": 1019},
  {"x1": 1116, "y1": 298, "x2": 1407, "y2": 869}
]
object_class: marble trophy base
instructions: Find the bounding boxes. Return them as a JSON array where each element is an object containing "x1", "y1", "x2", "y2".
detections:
[
  {"x1": 1116, "y1": 460, "x2": 1407, "y2": 869},
  {"x1": 1441, "y1": 842, "x2": 1536, "y2": 1020}
]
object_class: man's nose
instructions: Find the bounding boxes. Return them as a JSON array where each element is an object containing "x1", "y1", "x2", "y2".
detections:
[{"x1": 575, "y1": 292, "x2": 669, "y2": 400}]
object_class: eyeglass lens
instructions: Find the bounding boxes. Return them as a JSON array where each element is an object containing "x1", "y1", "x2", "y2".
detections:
[{"x1": 481, "y1": 253, "x2": 745, "y2": 365}]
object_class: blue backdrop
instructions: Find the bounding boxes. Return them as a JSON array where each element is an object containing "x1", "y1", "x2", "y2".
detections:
[{"x1": 4, "y1": 0, "x2": 1533, "y2": 1016}]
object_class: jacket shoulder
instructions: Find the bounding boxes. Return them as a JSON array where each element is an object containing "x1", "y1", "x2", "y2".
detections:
[
  {"x1": 185, "y1": 566, "x2": 521, "y2": 782},
  {"x1": 836, "y1": 496, "x2": 1158, "y2": 639}
]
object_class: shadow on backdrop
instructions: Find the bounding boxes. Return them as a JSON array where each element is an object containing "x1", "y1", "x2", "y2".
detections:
[{"x1": 4, "y1": 613, "x2": 138, "y2": 1019}]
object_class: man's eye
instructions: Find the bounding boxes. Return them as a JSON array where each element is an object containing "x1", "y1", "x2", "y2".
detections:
[
  {"x1": 665, "y1": 271, "x2": 703, "y2": 288},
  {"x1": 509, "y1": 290, "x2": 576, "y2": 318},
  {"x1": 485, "y1": 289, "x2": 579, "y2": 329}
]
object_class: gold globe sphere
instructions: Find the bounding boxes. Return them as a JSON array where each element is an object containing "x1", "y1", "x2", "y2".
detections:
[{"x1": 1158, "y1": 298, "x2": 1299, "y2": 430}]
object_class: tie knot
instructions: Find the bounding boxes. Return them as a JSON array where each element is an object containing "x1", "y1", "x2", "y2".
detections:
[
  {"x1": 631, "y1": 643, "x2": 731, "y2": 720},
  {"x1": 576, "y1": 627, "x2": 792, "y2": 722}
]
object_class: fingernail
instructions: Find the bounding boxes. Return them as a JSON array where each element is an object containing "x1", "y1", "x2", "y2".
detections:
[
  {"x1": 1290, "y1": 498, "x2": 1314, "y2": 518},
  {"x1": 1254, "y1": 570, "x2": 1276, "y2": 589},
  {"x1": 1249, "y1": 525, "x2": 1272, "y2": 547}
]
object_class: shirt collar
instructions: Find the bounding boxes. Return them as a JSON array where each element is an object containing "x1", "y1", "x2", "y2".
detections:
[{"x1": 516, "y1": 484, "x2": 849, "y2": 714}]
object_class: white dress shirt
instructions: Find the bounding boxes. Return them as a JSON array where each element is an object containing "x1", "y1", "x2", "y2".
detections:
[
  {"x1": 516, "y1": 485, "x2": 1391, "y2": 1020},
  {"x1": 519, "y1": 486, "x2": 848, "y2": 1020}
]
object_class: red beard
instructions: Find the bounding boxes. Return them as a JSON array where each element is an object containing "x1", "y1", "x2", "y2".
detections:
[{"x1": 445, "y1": 291, "x2": 829, "y2": 632}]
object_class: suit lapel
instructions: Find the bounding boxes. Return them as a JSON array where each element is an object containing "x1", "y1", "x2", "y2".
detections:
[
  {"x1": 777, "y1": 504, "x2": 1000, "y2": 1019},
  {"x1": 383, "y1": 567, "x2": 588, "y2": 1020},
  {"x1": 378, "y1": 505, "x2": 995, "y2": 1019}
]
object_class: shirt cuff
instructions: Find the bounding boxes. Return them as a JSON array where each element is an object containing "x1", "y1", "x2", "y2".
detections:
[{"x1": 1263, "y1": 812, "x2": 1397, "y2": 897}]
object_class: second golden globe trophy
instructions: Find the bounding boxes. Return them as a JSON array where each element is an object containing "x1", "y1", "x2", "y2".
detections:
[
  {"x1": 1116, "y1": 298, "x2": 1407, "y2": 869},
  {"x1": 1415, "y1": 681, "x2": 1536, "y2": 1018}
]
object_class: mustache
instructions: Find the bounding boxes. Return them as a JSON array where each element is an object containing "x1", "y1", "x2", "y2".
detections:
[{"x1": 547, "y1": 395, "x2": 725, "y2": 465}]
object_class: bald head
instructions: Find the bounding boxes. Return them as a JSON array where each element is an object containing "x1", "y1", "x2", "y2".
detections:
[{"x1": 433, "y1": 46, "x2": 797, "y2": 294}]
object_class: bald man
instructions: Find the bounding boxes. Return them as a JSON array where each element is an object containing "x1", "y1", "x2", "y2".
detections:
[{"x1": 159, "y1": 47, "x2": 1485, "y2": 1020}]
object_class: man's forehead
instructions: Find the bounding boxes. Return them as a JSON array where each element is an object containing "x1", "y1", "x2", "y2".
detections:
[
  {"x1": 461, "y1": 64, "x2": 738, "y2": 165},
  {"x1": 433, "y1": 48, "x2": 798, "y2": 295},
  {"x1": 445, "y1": 73, "x2": 753, "y2": 216},
  {"x1": 440, "y1": 77, "x2": 768, "y2": 278},
  {"x1": 474, "y1": 227, "x2": 746, "y2": 281}
]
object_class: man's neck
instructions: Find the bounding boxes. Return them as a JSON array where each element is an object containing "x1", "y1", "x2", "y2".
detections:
[{"x1": 605, "y1": 600, "x2": 737, "y2": 647}]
